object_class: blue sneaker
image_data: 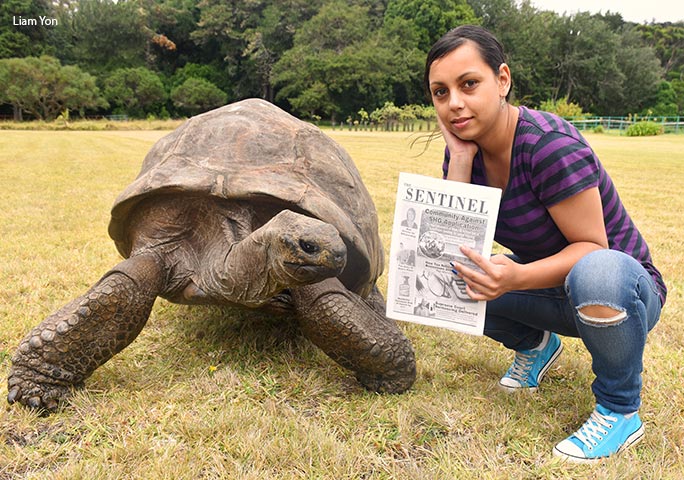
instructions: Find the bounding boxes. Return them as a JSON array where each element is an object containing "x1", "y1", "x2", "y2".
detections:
[
  {"x1": 553, "y1": 404, "x2": 644, "y2": 463},
  {"x1": 498, "y1": 331, "x2": 562, "y2": 392}
]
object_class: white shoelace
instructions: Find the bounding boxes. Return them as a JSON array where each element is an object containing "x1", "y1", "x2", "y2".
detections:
[
  {"x1": 573, "y1": 409, "x2": 617, "y2": 450},
  {"x1": 508, "y1": 352, "x2": 535, "y2": 382}
]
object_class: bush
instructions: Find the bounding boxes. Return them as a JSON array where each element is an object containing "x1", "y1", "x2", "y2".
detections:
[
  {"x1": 103, "y1": 67, "x2": 166, "y2": 118},
  {"x1": 625, "y1": 121, "x2": 663, "y2": 137},
  {"x1": 540, "y1": 97, "x2": 587, "y2": 118},
  {"x1": 593, "y1": 125, "x2": 605, "y2": 134},
  {"x1": 170, "y1": 77, "x2": 227, "y2": 116}
]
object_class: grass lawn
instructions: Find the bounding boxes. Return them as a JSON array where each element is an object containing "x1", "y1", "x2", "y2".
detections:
[{"x1": 0, "y1": 128, "x2": 682, "y2": 479}]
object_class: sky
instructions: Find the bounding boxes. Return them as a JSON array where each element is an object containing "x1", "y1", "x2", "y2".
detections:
[{"x1": 528, "y1": 0, "x2": 684, "y2": 24}]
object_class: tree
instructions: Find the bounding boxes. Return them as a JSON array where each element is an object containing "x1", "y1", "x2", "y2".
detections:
[
  {"x1": 190, "y1": 0, "x2": 266, "y2": 99},
  {"x1": 0, "y1": 0, "x2": 676, "y2": 119},
  {"x1": 103, "y1": 67, "x2": 166, "y2": 117},
  {"x1": 0, "y1": 0, "x2": 52, "y2": 58},
  {"x1": 539, "y1": 97, "x2": 586, "y2": 117},
  {"x1": 479, "y1": 1, "x2": 558, "y2": 106},
  {"x1": 384, "y1": 0, "x2": 479, "y2": 52},
  {"x1": 273, "y1": 1, "x2": 373, "y2": 120},
  {"x1": 0, "y1": 59, "x2": 20, "y2": 119},
  {"x1": 53, "y1": 0, "x2": 151, "y2": 74},
  {"x1": 169, "y1": 62, "x2": 226, "y2": 92},
  {"x1": 371, "y1": 101, "x2": 402, "y2": 130},
  {"x1": 0, "y1": 56, "x2": 105, "y2": 120},
  {"x1": 273, "y1": 0, "x2": 425, "y2": 120},
  {"x1": 637, "y1": 23, "x2": 684, "y2": 78},
  {"x1": 672, "y1": 78, "x2": 684, "y2": 114},
  {"x1": 413, "y1": 104, "x2": 436, "y2": 130},
  {"x1": 615, "y1": 28, "x2": 662, "y2": 115},
  {"x1": 467, "y1": 0, "x2": 517, "y2": 29},
  {"x1": 243, "y1": 0, "x2": 324, "y2": 101},
  {"x1": 549, "y1": 13, "x2": 624, "y2": 114},
  {"x1": 648, "y1": 81, "x2": 678, "y2": 116},
  {"x1": 378, "y1": 16, "x2": 427, "y2": 105},
  {"x1": 141, "y1": 0, "x2": 201, "y2": 74},
  {"x1": 471, "y1": 2, "x2": 664, "y2": 114},
  {"x1": 170, "y1": 77, "x2": 227, "y2": 116}
]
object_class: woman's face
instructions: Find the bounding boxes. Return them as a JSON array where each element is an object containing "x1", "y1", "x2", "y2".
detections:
[{"x1": 428, "y1": 41, "x2": 510, "y2": 142}]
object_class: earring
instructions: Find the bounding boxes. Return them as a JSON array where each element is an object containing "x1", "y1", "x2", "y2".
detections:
[{"x1": 500, "y1": 97, "x2": 506, "y2": 109}]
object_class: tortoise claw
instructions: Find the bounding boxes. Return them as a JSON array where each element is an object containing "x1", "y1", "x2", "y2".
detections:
[
  {"x1": 7, "y1": 386, "x2": 21, "y2": 404},
  {"x1": 43, "y1": 397, "x2": 59, "y2": 412},
  {"x1": 27, "y1": 396, "x2": 42, "y2": 409}
]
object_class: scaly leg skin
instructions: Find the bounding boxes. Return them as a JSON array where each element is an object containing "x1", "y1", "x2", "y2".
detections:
[
  {"x1": 7, "y1": 254, "x2": 164, "y2": 412},
  {"x1": 292, "y1": 278, "x2": 416, "y2": 394}
]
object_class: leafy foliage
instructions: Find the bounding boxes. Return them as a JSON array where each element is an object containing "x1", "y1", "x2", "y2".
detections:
[
  {"x1": 54, "y1": 0, "x2": 151, "y2": 74},
  {"x1": 103, "y1": 67, "x2": 167, "y2": 118},
  {"x1": 0, "y1": 56, "x2": 105, "y2": 120},
  {"x1": 384, "y1": 0, "x2": 479, "y2": 51},
  {"x1": 539, "y1": 97, "x2": 587, "y2": 118},
  {"x1": 0, "y1": 0, "x2": 682, "y2": 119},
  {"x1": 0, "y1": 0, "x2": 52, "y2": 57},
  {"x1": 637, "y1": 24, "x2": 684, "y2": 77},
  {"x1": 272, "y1": 1, "x2": 425, "y2": 120},
  {"x1": 625, "y1": 121, "x2": 664, "y2": 137},
  {"x1": 170, "y1": 77, "x2": 227, "y2": 116},
  {"x1": 648, "y1": 81, "x2": 679, "y2": 116}
]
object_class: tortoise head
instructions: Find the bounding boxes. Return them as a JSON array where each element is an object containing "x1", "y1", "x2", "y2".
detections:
[
  {"x1": 265, "y1": 210, "x2": 347, "y2": 284},
  {"x1": 195, "y1": 209, "x2": 347, "y2": 307}
]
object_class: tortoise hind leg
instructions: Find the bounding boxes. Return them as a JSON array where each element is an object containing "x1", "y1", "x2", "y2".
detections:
[
  {"x1": 7, "y1": 253, "x2": 164, "y2": 411},
  {"x1": 291, "y1": 278, "x2": 416, "y2": 394}
]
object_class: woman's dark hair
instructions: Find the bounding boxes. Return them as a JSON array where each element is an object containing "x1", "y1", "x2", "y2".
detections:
[{"x1": 423, "y1": 25, "x2": 511, "y2": 100}]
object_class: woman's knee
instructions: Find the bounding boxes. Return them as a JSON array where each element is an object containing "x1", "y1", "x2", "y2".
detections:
[
  {"x1": 576, "y1": 304, "x2": 627, "y2": 327},
  {"x1": 565, "y1": 250, "x2": 639, "y2": 326}
]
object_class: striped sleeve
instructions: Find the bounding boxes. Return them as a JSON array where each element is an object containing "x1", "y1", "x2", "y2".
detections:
[{"x1": 529, "y1": 132, "x2": 599, "y2": 206}]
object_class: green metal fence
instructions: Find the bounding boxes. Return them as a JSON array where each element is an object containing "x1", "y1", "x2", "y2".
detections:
[{"x1": 566, "y1": 116, "x2": 684, "y2": 134}]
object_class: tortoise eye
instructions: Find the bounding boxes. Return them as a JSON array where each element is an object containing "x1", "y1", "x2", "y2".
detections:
[{"x1": 299, "y1": 239, "x2": 319, "y2": 254}]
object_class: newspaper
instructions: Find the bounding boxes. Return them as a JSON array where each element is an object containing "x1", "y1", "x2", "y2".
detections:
[{"x1": 386, "y1": 172, "x2": 501, "y2": 335}]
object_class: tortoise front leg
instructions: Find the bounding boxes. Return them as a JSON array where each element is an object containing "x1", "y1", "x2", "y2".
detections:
[
  {"x1": 7, "y1": 253, "x2": 164, "y2": 412},
  {"x1": 291, "y1": 278, "x2": 416, "y2": 394}
]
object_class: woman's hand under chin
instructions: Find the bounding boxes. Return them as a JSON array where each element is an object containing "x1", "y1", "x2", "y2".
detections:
[{"x1": 438, "y1": 116, "x2": 478, "y2": 182}]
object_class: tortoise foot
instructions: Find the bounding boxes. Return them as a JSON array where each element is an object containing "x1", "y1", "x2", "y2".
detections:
[
  {"x1": 356, "y1": 369, "x2": 416, "y2": 394},
  {"x1": 293, "y1": 278, "x2": 417, "y2": 395},
  {"x1": 354, "y1": 339, "x2": 417, "y2": 394},
  {"x1": 7, "y1": 365, "x2": 79, "y2": 412}
]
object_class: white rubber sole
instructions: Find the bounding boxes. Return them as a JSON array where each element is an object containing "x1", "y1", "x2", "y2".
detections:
[
  {"x1": 552, "y1": 423, "x2": 645, "y2": 464},
  {"x1": 498, "y1": 342, "x2": 564, "y2": 393}
]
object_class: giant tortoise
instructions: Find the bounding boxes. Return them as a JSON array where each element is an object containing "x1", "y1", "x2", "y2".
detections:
[{"x1": 8, "y1": 99, "x2": 416, "y2": 411}]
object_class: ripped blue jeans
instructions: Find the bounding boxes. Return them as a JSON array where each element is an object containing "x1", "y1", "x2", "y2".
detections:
[{"x1": 484, "y1": 249, "x2": 662, "y2": 413}]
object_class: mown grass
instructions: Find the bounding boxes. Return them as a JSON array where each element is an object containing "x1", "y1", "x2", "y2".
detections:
[
  {"x1": 0, "y1": 128, "x2": 682, "y2": 479},
  {"x1": 0, "y1": 118, "x2": 185, "y2": 131}
]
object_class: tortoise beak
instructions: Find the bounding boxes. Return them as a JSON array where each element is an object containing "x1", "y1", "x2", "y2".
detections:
[{"x1": 328, "y1": 248, "x2": 347, "y2": 276}]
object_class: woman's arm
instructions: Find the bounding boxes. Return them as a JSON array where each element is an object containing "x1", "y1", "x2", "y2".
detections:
[{"x1": 452, "y1": 187, "x2": 607, "y2": 300}]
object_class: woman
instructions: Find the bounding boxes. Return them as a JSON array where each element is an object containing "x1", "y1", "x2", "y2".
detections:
[{"x1": 425, "y1": 25, "x2": 666, "y2": 462}]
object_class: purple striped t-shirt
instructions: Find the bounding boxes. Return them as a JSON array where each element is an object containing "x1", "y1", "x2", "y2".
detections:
[{"x1": 443, "y1": 106, "x2": 666, "y2": 305}]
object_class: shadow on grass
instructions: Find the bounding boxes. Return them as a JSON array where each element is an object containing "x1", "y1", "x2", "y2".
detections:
[{"x1": 86, "y1": 301, "x2": 351, "y2": 395}]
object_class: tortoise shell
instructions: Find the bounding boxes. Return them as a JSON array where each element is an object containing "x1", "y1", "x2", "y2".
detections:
[{"x1": 109, "y1": 98, "x2": 383, "y2": 297}]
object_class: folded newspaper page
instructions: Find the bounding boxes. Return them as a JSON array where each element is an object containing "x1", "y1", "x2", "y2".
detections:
[{"x1": 386, "y1": 172, "x2": 501, "y2": 335}]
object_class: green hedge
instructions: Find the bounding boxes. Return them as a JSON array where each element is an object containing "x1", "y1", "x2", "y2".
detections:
[{"x1": 625, "y1": 121, "x2": 664, "y2": 136}]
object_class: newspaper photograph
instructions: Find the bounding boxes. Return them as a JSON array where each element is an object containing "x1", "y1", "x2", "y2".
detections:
[{"x1": 386, "y1": 172, "x2": 502, "y2": 335}]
